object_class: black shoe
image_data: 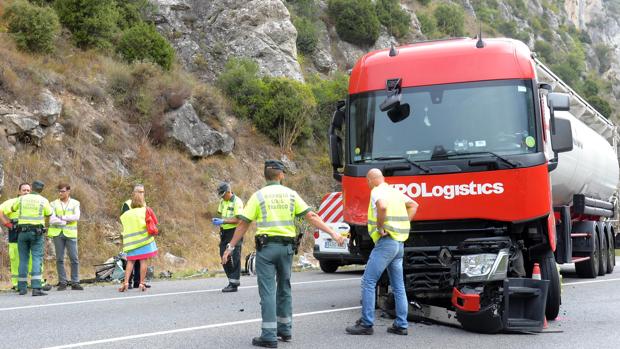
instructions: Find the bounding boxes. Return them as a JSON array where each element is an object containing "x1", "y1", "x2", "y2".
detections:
[
  {"x1": 345, "y1": 319, "x2": 373, "y2": 335},
  {"x1": 57, "y1": 283, "x2": 67, "y2": 291},
  {"x1": 41, "y1": 284, "x2": 52, "y2": 291},
  {"x1": 32, "y1": 289, "x2": 47, "y2": 296},
  {"x1": 222, "y1": 284, "x2": 238, "y2": 293},
  {"x1": 19, "y1": 289, "x2": 27, "y2": 296},
  {"x1": 251, "y1": 337, "x2": 277, "y2": 348},
  {"x1": 128, "y1": 283, "x2": 134, "y2": 290},
  {"x1": 71, "y1": 284, "x2": 84, "y2": 291},
  {"x1": 387, "y1": 324, "x2": 408, "y2": 336},
  {"x1": 277, "y1": 332, "x2": 292, "y2": 342}
]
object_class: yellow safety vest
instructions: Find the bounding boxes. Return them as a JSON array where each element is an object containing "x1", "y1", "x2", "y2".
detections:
[
  {"x1": 217, "y1": 195, "x2": 244, "y2": 230},
  {"x1": 0, "y1": 198, "x2": 19, "y2": 221},
  {"x1": 48, "y1": 198, "x2": 80, "y2": 238},
  {"x1": 368, "y1": 183, "x2": 411, "y2": 243},
  {"x1": 243, "y1": 184, "x2": 309, "y2": 238},
  {"x1": 13, "y1": 193, "x2": 51, "y2": 226},
  {"x1": 120, "y1": 207, "x2": 154, "y2": 252}
]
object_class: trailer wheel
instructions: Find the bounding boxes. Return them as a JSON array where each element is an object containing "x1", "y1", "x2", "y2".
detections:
[
  {"x1": 539, "y1": 250, "x2": 561, "y2": 320},
  {"x1": 606, "y1": 229, "x2": 615, "y2": 274},
  {"x1": 319, "y1": 261, "x2": 339, "y2": 273},
  {"x1": 598, "y1": 231, "x2": 608, "y2": 276},
  {"x1": 575, "y1": 232, "x2": 599, "y2": 278}
]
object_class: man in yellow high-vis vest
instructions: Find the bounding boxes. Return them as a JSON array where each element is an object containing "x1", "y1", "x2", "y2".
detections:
[
  {"x1": 213, "y1": 181, "x2": 244, "y2": 292},
  {"x1": 11, "y1": 180, "x2": 52, "y2": 296},
  {"x1": 49, "y1": 182, "x2": 82, "y2": 291},
  {"x1": 222, "y1": 160, "x2": 345, "y2": 348},
  {"x1": 346, "y1": 168, "x2": 418, "y2": 336}
]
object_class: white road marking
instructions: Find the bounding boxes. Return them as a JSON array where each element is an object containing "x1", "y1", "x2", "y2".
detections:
[
  {"x1": 563, "y1": 277, "x2": 620, "y2": 286},
  {"x1": 0, "y1": 277, "x2": 361, "y2": 312},
  {"x1": 41, "y1": 306, "x2": 363, "y2": 349}
]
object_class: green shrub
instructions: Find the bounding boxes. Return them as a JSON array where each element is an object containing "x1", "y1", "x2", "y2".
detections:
[
  {"x1": 328, "y1": 0, "x2": 380, "y2": 46},
  {"x1": 293, "y1": 17, "x2": 319, "y2": 54},
  {"x1": 586, "y1": 95, "x2": 613, "y2": 119},
  {"x1": 117, "y1": 22, "x2": 175, "y2": 70},
  {"x1": 115, "y1": 0, "x2": 155, "y2": 30},
  {"x1": 434, "y1": 3, "x2": 465, "y2": 37},
  {"x1": 579, "y1": 79, "x2": 599, "y2": 97},
  {"x1": 3, "y1": 1, "x2": 60, "y2": 53},
  {"x1": 375, "y1": 0, "x2": 411, "y2": 38},
  {"x1": 54, "y1": 0, "x2": 120, "y2": 49},
  {"x1": 308, "y1": 72, "x2": 349, "y2": 140},
  {"x1": 217, "y1": 58, "x2": 267, "y2": 120},
  {"x1": 253, "y1": 77, "x2": 316, "y2": 151},
  {"x1": 594, "y1": 44, "x2": 613, "y2": 73},
  {"x1": 534, "y1": 40, "x2": 554, "y2": 63},
  {"x1": 417, "y1": 13, "x2": 437, "y2": 37},
  {"x1": 286, "y1": 0, "x2": 319, "y2": 20},
  {"x1": 417, "y1": 0, "x2": 431, "y2": 5}
]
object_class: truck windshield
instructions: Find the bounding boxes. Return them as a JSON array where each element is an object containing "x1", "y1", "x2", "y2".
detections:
[{"x1": 349, "y1": 79, "x2": 537, "y2": 163}]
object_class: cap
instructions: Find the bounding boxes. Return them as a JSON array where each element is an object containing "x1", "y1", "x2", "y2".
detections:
[
  {"x1": 217, "y1": 182, "x2": 231, "y2": 197},
  {"x1": 32, "y1": 180, "x2": 45, "y2": 192},
  {"x1": 264, "y1": 160, "x2": 286, "y2": 173}
]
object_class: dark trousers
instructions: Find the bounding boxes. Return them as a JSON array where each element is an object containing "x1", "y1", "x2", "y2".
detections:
[
  {"x1": 130, "y1": 260, "x2": 141, "y2": 286},
  {"x1": 219, "y1": 227, "x2": 242, "y2": 285}
]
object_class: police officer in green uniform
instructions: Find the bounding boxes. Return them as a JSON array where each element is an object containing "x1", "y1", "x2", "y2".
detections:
[
  {"x1": 222, "y1": 160, "x2": 345, "y2": 348},
  {"x1": 212, "y1": 182, "x2": 244, "y2": 292},
  {"x1": 11, "y1": 180, "x2": 52, "y2": 296}
]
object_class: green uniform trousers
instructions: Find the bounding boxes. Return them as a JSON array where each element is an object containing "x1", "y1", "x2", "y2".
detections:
[
  {"x1": 9, "y1": 243, "x2": 43, "y2": 288},
  {"x1": 17, "y1": 229, "x2": 44, "y2": 291},
  {"x1": 256, "y1": 243, "x2": 294, "y2": 342}
]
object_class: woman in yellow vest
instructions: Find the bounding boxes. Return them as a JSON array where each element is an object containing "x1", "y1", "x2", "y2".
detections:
[{"x1": 119, "y1": 186, "x2": 158, "y2": 292}]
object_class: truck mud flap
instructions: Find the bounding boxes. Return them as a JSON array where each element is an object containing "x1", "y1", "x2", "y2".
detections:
[{"x1": 456, "y1": 278, "x2": 549, "y2": 333}]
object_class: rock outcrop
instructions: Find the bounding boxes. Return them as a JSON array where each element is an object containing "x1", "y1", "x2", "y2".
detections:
[
  {"x1": 153, "y1": 0, "x2": 303, "y2": 82},
  {"x1": 163, "y1": 102, "x2": 234, "y2": 157}
]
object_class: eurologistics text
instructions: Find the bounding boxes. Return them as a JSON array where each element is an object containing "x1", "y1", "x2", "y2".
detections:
[{"x1": 391, "y1": 182, "x2": 505, "y2": 200}]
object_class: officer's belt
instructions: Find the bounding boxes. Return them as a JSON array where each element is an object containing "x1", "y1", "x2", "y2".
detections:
[
  {"x1": 16, "y1": 224, "x2": 45, "y2": 233},
  {"x1": 257, "y1": 235, "x2": 295, "y2": 245}
]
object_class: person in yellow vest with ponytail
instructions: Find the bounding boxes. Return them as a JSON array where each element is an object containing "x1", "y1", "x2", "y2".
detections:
[
  {"x1": 346, "y1": 168, "x2": 418, "y2": 336},
  {"x1": 119, "y1": 184, "x2": 158, "y2": 292},
  {"x1": 49, "y1": 183, "x2": 82, "y2": 291}
]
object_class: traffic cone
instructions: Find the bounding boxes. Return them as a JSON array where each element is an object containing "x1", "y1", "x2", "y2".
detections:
[{"x1": 532, "y1": 263, "x2": 548, "y2": 329}]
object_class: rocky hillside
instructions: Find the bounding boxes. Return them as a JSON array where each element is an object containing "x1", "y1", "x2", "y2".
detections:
[{"x1": 0, "y1": 0, "x2": 619, "y2": 284}]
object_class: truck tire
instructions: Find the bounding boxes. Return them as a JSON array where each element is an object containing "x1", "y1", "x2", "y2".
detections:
[
  {"x1": 319, "y1": 261, "x2": 339, "y2": 273},
  {"x1": 539, "y1": 250, "x2": 561, "y2": 320},
  {"x1": 606, "y1": 229, "x2": 615, "y2": 274},
  {"x1": 575, "y1": 232, "x2": 599, "y2": 278},
  {"x1": 598, "y1": 231, "x2": 608, "y2": 276}
]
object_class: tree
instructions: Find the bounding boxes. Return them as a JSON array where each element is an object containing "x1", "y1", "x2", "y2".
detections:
[
  {"x1": 328, "y1": 0, "x2": 380, "y2": 46},
  {"x1": 217, "y1": 58, "x2": 267, "y2": 120},
  {"x1": 293, "y1": 17, "x2": 319, "y2": 54},
  {"x1": 586, "y1": 95, "x2": 613, "y2": 119},
  {"x1": 4, "y1": 1, "x2": 60, "y2": 53},
  {"x1": 54, "y1": 0, "x2": 120, "y2": 49},
  {"x1": 433, "y1": 3, "x2": 465, "y2": 37},
  {"x1": 375, "y1": 0, "x2": 411, "y2": 38},
  {"x1": 117, "y1": 23, "x2": 175, "y2": 70}
]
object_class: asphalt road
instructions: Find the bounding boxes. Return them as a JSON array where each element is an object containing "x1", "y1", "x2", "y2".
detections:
[{"x1": 1, "y1": 259, "x2": 619, "y2": 349}]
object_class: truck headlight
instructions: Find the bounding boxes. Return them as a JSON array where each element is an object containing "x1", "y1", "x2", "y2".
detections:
[{"x1": 460, "y1": 249, "x2": 509, "y2": 283}]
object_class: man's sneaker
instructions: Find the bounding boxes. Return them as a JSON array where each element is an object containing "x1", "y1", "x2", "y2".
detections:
[
  {"x1": 18, "y1": 289, "x2": 27, "y2": 296},
  {"x1": 251, "y1": 337, "x2": 277, "y2": 348},
  {"x1": 71, "y1": 284, "x2": 84, "y2": 291},
  {"x1": 387, "y1": 324, "x2": 408, "y2": 336},
  {"x1": 345, "y1": 319, "x2": 374, "y2": 335},
  {"x1": 32, "y1": 289, "x2": 47, "y2": 296},
  {"x1": 41, "y1": 284, "x2": 52, "y2": 291},
  {"x1": 277, "y1": 332, "x2": 292, "y2": 342},
  {"x1": 222, "y1": 284, "x2": 238, "y2": 293},
  {"x1": 57, "y1": 283, "x2": 67, "y2": 291}
]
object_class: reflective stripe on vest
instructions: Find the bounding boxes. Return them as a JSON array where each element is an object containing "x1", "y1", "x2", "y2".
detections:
[
  {"x1": 17, "y1": 194, "x2": 46, "y2": 226},
  {"x1": 218, "y1": 195, "x2": 242, "y2": 230},
  {"x1": 368, "y1": 185, "x2": 411, "y2": 243},
  {"x1": 120, "y1": 207, "x2": 154, "y2": 252},
  {"x1": 254, "y1": 186, "x2": 297, "y2": 238},
  {"x1": 48, "y1": 199, "x2": 79, "y2": 238}
]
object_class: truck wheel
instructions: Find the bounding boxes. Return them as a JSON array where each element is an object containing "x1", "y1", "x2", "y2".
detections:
[
  {"x1": 606, "y1": 229, "x2": 615, "y2": 274},
  {"x1": 319, "y1": 261, "x2": 339, "y2": 273},
  {"x1": 539, "y1": 250, "x2": 561, "y2": 320},
  {"x1": 598, "y1": 231, "x2": 608, "y2": 276},
  {"x1": 575, "y1": 232, "x2": 599, "y2": 278}
]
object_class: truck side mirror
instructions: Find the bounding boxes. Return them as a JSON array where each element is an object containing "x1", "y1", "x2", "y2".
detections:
[
  {"x1": 551, "y1": 118, "x2": 573, "y2": 153},
  {"x1": 548, "y1": 92, "x2": 570, "y2": 111},
  {"x1": 329, "y1": 134, "x2": 343, "y2": 181}
]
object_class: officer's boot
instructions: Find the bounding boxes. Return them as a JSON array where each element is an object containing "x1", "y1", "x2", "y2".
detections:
[
  {"x1": 222, "y1": 284, "x2": 238, "y2": 293},
  {"x1": 32, "y1": 288, "x2": 48, "y2": 296}
]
